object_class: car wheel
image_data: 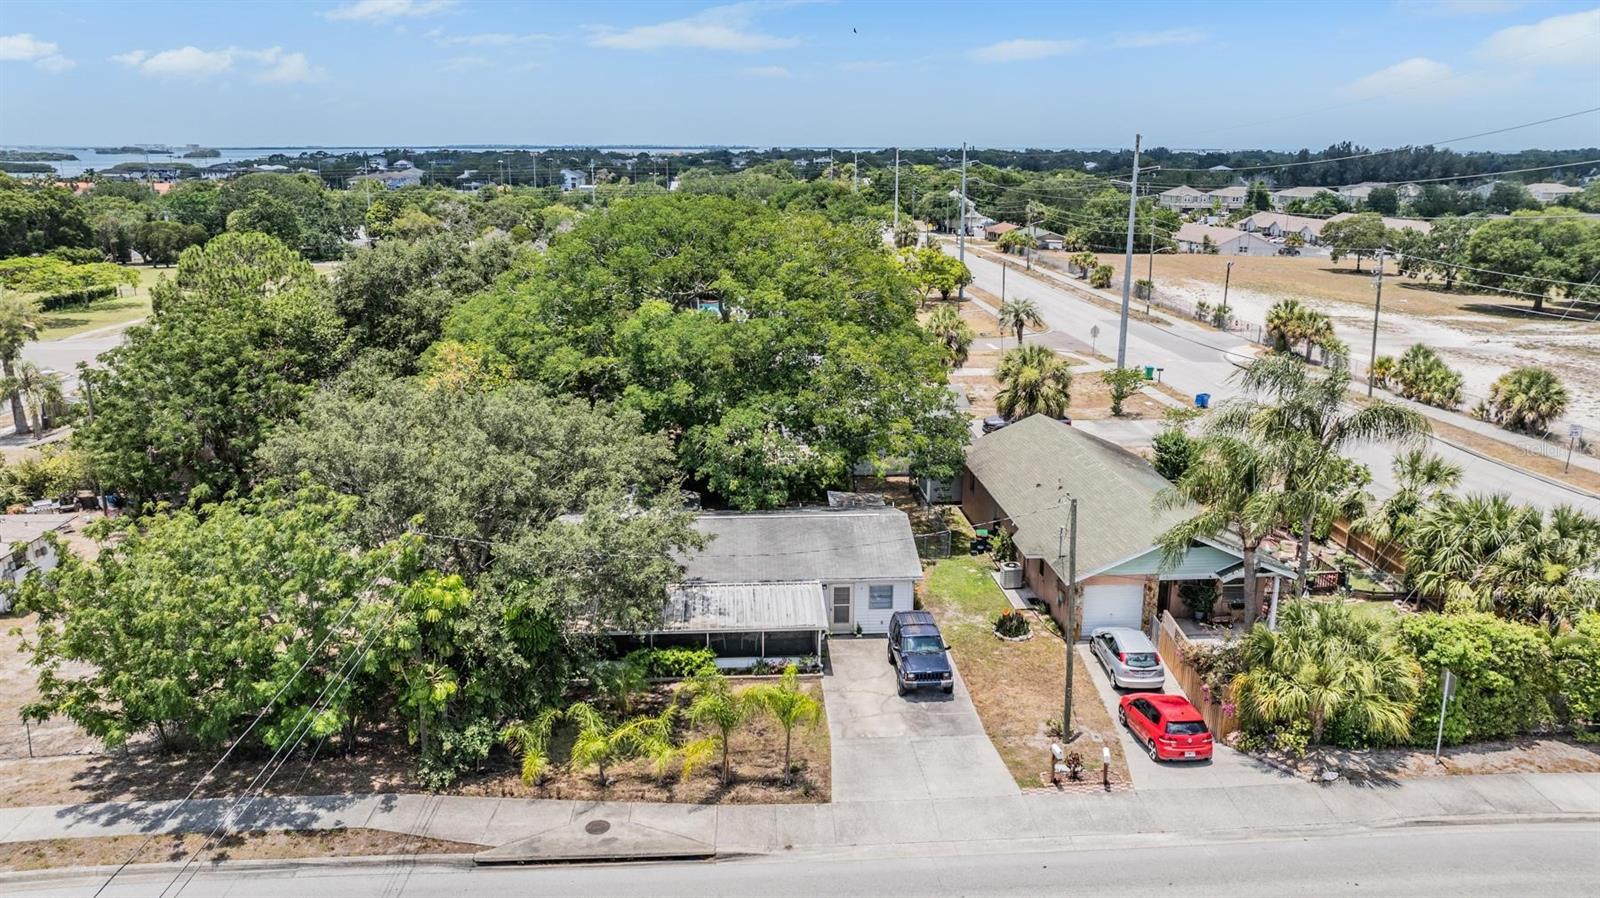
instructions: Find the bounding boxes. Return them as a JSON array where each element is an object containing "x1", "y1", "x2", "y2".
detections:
[
  {"x1": 1148, "y1": 740, "x2": 1160, "y2": 763},
  {"x1": 1117, "y1": 707, "x2": 1127, "y2": 727},
  {"x1": 896, "y1": 682, "x2": 908, "y2": 697},
  {"x1": 942, "y1": 685, "x2": 953, "y2": 695}
]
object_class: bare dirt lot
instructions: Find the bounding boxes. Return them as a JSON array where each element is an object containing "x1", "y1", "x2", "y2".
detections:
[
  {"x1": 0, "y1": 615, "x2": 829, "y2": 807},
  {"x1": 1082, "y1": 251, "x2": 1600, "y2": 428},
  {"x1": 1249, "y1": 736, "x2": 1600, "y2": 783}
]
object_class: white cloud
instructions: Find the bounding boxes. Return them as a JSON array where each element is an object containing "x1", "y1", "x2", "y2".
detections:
[
  {"x1": 255, "y1": 49, "x2": 324, "y2": 83},
  {"x1": 0, "y1": 33, "x2": 74, "y2": 72},
  {"x1": 440, "y1": 55, "x2": 491, "y2": 71},
  {"x1": 438, "y1": 32, "x2": 553, "y2": 46},
  {"x1": 34, "y1": 54, "x2": 75, "y2": 73},
  {"x1": 741, "y1": 65, "x2": 792, "y2": 78},
  {"x1": 1338, "y1": 56, "x2": 1478, "y2": 99},
  {"x1": 589, "y1": 3, "x2": 799, "y2": 52},
  {"x1": 0, "y1": 33, "x2": 57, "y2": 60},
  {"x1": 324, "y1": 0, "x2": 457, "y2": 22},
  {"x1": 969, "y1": 38, "x2": 1081, "y2": 62},
  {"x1": 1111, "y1": 28, "x2": 1208, "y2": 48},
  {"x1": 1479, "y1": 7, "x2": 1600, "y2": 67},
  {"x1": 113, "y1": 45, "x2": 323, "y2": 82},
  {"x1": 138, "y1": 46, "x2": 235, "y2": 78}
]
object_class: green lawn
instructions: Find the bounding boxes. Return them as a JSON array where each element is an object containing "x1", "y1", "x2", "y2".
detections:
[{"x1": 37, "y1": 266, "x2": 159, "y2": 341}]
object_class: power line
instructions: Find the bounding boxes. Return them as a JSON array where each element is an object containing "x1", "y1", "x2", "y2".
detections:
[
  {"x1": 92, "y1": 550, "x2": 395, "y2": 898},
  {"x1": 161, "y1": 563, "x2": 401, "y2": 896}
]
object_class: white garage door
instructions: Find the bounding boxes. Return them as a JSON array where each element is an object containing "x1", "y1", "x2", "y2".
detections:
[{"x1": 1079, "y1": 582, "x2": 1144, "y2": 635}]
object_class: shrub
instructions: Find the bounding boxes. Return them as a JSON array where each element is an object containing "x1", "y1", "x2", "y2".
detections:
[
  {"x1": 1555, "y1": 612, "x2": 1600, "y2": 729},
  {"x1": 1089, "y1": 264, "x2": 1114, "y2": 289},
  {"x1": 1179, "y1": 637, "x2": 1242, "y2": 699},
  {"x1": 1487, "y1": 366, "x2": 1568, "y2": 435},
  {"x1": 1396, "y1": 612, "x2": 1554, "y2": 745},
  {"x1": 1152, "y1": 427, "x2": 1197, "y2": 482},
  {"x1": 991, "y1": 526, "x2": 1017, "y2": 563},
  {"x1": 994, "y1": 609, "x2": 1032, "y2": 638},
  {"x1": 1391, "y1": 344, "x2": 1464, "y2": 410},
  {"x1": 626, "y1": 646, "x2": 717, "y2": 679}
]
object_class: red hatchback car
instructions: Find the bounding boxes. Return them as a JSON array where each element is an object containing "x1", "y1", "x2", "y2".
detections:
[{"x1": 1119, "y1": 694, "x2": 1213, "y2": 762}]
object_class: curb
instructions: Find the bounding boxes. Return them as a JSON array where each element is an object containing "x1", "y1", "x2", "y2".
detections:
[{"x1": 0, "y1": 851, "x2": 479, "y2": 885}]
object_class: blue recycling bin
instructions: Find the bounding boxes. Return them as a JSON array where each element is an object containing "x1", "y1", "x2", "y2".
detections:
[{"x1": 1195, "y1": 392, "x2": 1211, "y2": 409}]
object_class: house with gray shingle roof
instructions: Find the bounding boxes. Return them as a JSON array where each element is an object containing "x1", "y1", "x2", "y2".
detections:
[
  {"x1": 673, "y1": 506, "x2": 923, "y2": 641},
  {"x1": 960, "y1": 416, "x2": 1290, "y2": 636}
]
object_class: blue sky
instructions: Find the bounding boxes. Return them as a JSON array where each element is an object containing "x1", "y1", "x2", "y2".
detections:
[{"x1": 1, "y1": 0, "x2": 1597, "y2": 150}]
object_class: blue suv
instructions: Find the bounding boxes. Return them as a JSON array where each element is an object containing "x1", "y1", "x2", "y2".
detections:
[{"x1": 888, "y1": 610, "x2": 954, "y2": 696}]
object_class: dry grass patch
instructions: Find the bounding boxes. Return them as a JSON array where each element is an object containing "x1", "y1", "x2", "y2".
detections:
[
  {"x1": 1428, "y1": 418, "x2": 1600, "y2": 494},
  {"x1": 0, "y1": 828, "x2": 482, "y2": 873},
  {"x1": 918, "y1": 554, "x2": 1129, "y2": 788}
]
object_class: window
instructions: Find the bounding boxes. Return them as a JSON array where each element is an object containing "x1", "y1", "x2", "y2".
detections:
[
  {"x1": 868, "y1": 584, "x2": 894, "y2": 610},
  {"x1": 708, "y1": 631, "x2": 761, "y2": 657}
]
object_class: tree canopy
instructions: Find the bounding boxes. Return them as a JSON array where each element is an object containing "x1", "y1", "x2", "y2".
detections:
[{"x1": 443, "y1": 194, "x2": 967, "y2": 509}]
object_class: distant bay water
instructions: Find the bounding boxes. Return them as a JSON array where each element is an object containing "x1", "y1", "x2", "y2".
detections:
[{"x1": 2, "y1": 145, "x2": 759, "y2": 179}]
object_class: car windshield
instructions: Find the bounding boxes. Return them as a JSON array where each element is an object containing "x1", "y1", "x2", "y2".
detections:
[
  {"x1": 1166, "y1": 720, "x2": 1208, "y2": 736},
  {"x1": 1124, "y1": 651, "x2": 1159, "y2": 669},
  {"x1": 903, "y1": 635, "x2": 943, "y2": 653}
]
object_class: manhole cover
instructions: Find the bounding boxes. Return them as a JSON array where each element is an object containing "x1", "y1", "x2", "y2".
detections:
[{"x1": 584, "y1": 820, "x2": 611, "y2": 835}]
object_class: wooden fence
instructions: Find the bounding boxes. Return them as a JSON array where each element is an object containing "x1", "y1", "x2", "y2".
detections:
[{"x1": 1157, "y1": 612, "x2": 1239, "y2": 740}]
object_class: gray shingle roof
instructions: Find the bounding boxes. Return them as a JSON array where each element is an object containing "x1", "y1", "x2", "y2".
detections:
[
  {"x1": 679, "y1": 507, "x2": 924, "y2": 584},
  {"x1": 963, "y1": 416, "x2": 1196, "y2": 581},
  {"x1": 652, "y1": 581, "x2": 828, "y2": 633}
]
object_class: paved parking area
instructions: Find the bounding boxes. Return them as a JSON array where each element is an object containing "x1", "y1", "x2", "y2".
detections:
[
  {"x1": 822, "y1": 638, "x2": 1018, "y2": 802},
  {"x1": 1076, "y1": 643, "x2": 1298, "y2": 792}
]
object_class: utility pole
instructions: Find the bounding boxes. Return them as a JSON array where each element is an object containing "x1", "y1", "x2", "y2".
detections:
[
  {"x1": 1024, "y1": 203, "x2": 1034, "y2": 272},
  {"x1": 1059, "y1": 498, "x2": 1079, "y2": 740},
  {"x1": 958, "y1": 142, "x2": 967, "y2": 300},
  {"x1": 1223, "y1": 260, "x2": 1233, "y2": 317},
  {"x1": 1115, "y1": 134, "x2": 1142, "y2": 369},
  {"x1": 1146, "y1": 225, "x2": 1156, "y2": 314},
  {"x1": 1368, "y1": 249, "x2": 1386, "y2": 396},
  {"x1": 892, "y1": 148, "x2": 900, "y2": 230},
  {"x1": 852, "y1": 151, "x2": 859, "y2": 192}
]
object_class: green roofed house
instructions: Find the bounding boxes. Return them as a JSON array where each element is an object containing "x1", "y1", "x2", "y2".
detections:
[{"x1": 960, "y1": 415, "x2": 1290, "y2": 637}]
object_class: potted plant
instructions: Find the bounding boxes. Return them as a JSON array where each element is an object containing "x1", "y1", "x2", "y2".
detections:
[{"x1": 1181, "y1": 581, "x2": 1218, "y2": 622}]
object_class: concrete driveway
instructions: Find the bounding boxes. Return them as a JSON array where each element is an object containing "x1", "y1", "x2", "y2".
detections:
[
  {"x1": 822, "y1": 638, "x2": 1017, "y2": 802},
  {"x1": 1076, "y1": 643, "x2": 1297, "y2": 792}
]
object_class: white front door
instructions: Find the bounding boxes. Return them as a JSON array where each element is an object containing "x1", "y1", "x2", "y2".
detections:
[{"x1": 830, "y1": 584, "x2": 853, "y2": 633}]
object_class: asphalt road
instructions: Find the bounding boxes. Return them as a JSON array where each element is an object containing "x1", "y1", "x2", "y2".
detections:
[
  {"x1": 34, "y1": 823, "x2": 1597, "y2": 897},
  {"x1": 953, "y1": 244, "x2": 1600, "y2": 514}
]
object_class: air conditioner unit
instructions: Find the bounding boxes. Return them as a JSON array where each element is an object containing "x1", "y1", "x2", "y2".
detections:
[{"x1": 999, "y1": 561, "x2": 1024, "y2": 590}]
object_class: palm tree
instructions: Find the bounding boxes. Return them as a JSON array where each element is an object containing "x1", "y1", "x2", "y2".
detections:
[
  {"x1": 1488, "y1": 366, "x2": 1568, "y2": 435},
  {"x1": 1356, "y1": 450, "x2": 1461, "y2": 555},
  {"x1": 2, "y1": 361, "x2": 63, "y2": 440},
  {"x1": 1157, "y1": 435, "x2": 1287, "y2": 628},
  {"x1": 748, "y1": 664, "x2": 822, "y2": 786},
  {"x1": 0, "y1": 295, "x2": 43, "y2": 436},
  {"x1": 1233, "y1": 600, "x2": 1421, "y2": 747},
  {"x1": 995, "y1": 344, "x2": 1072, "y2": 420},
  {"x1": 923, "y1": 305, "x2": 974, "y2": 369},
  {"x1": 997, "y1": 297, "x2": 1045, "y2": 345},
  {"x1": 1264, "y1": 299, "x2": 1307, "y2": 355},
  {"x1": 1405, "y1": 495, "x2": 1600, "y2": 628},
  {"x1": 1213, "y1": 350, "x2": 1429, "y2": 593},
  {"x1": 565, "y1": 701, "x2": 666, "y2": 787},
  {"x1": 686, "y1": 670, "x2": 756, "y2": 788},
  {"x1": 500, "y1": 707, "x2": 563, "y2": 785}
]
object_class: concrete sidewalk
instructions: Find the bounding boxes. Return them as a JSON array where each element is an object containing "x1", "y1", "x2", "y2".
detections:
[{"x1": 1, "y1": 772, "x2": 1595, "y2": 859}]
